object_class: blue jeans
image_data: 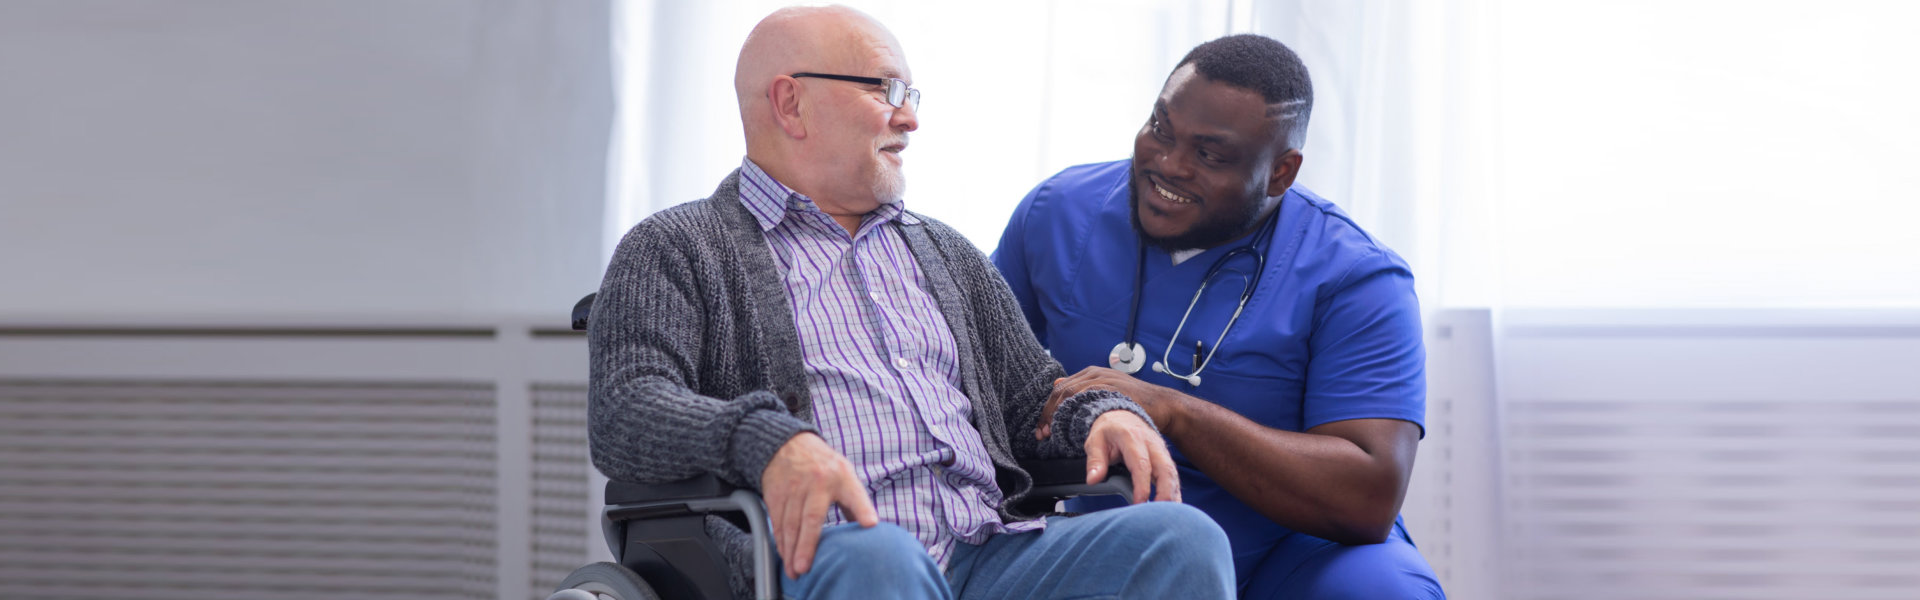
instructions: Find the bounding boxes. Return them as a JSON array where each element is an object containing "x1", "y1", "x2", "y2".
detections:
[{"x1": 778, "y1": 502, "x2": 1235, "y2": 599}]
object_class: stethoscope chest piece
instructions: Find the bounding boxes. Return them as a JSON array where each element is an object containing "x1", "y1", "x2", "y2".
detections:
[{"x1": 1109, "y1": 341, "x2": 1146, "y2": 374}]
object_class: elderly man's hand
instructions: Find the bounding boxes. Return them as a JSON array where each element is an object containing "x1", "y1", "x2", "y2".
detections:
[
  {"x1": 760, "y1": 432, "x2": 878, "y2": 579},
  {"x1": 1084, "y1": 411, "x2": 1182, "y2": 503}
]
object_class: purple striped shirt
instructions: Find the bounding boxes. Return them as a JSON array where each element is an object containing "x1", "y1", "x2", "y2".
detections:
[{"x1": 736, "y1": 158, "x2": 1041, "y2": 566}]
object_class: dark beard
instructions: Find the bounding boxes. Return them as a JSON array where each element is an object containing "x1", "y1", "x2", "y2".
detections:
[{"x1": 1127, "y1": 164, "x2": 1265, "y2": 252}]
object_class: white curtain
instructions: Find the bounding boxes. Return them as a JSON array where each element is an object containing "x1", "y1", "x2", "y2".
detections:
[
  {"x1": 608, "y1": 0, "x2": 1242, "y2": 260},
  {"x1": 1253, "y1": 0, "x2": 1920, "y2": 311},
  {"x1": 1245, "y1": 2, "x2": 1920, "y2": 599},
  {"x1": 612, "y1": 0, "x2": 1920, "y2": 324}
]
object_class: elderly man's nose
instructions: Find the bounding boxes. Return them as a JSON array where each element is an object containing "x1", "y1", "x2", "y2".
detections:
[{"x1": 892, "y1": 102, "x2": 919, "y2": 131}]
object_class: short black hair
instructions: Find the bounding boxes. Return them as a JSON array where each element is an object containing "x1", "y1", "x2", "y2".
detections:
[{"x1": 1174, "y1": 34, "x2": 1313, "y2": 148}]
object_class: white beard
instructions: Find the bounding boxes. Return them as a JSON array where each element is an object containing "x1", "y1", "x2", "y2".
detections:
[{"x1": 872, "y1": 160, "x2": 906, "y2": 205}]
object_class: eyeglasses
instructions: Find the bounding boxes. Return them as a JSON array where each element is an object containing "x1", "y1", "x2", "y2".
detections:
[{"x1": 791, "y1": 72, "x2": 921, "y2": 110}]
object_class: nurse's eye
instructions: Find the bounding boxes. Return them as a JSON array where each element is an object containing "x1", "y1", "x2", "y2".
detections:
[
  {"x1": 1149, "y1": 117, "x2": 1171, "y2": 141},
  {"x1": 1198, "y1": 148, "x2": 1228, "y2": 165}
]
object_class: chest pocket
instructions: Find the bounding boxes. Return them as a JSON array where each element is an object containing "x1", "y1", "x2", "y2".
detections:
[{"x1": 1184, "y1": 359, "x2": 1308, "y2": 434}]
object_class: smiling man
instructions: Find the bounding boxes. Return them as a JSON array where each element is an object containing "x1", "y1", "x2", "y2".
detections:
[
  {"x1": 589, "y1": 6, "x2": 1233, "y2": 600},
  {"x1": 993, "y1": 35, "x2": 1444, "y2": 598}
]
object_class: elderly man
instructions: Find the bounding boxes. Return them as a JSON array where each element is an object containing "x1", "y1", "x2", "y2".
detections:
[
  {"x1": 995, "y1": 35, "x2": 1445, "y2": 598},
  {"x1": 587, "y1": 6, "x2": 1233, "y2": 599}
]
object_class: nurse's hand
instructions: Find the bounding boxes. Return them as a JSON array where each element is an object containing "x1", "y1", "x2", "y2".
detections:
[
  {"x1": 1084, "y1": 410, "x2": 1182, "y2": 503},
  {"x1": 1037, "y1": 366, "x2": 1189, "y2": 440}
]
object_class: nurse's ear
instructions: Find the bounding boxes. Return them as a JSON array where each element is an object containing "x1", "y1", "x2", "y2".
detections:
[{"x1": 1267, "y1": 148, "x2": 1302, "y2": 198}]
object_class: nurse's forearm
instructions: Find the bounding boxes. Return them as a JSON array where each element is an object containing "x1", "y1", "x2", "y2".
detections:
[{"x1": 1162, "y1": 398, "x2": 1417, "y2": 545}]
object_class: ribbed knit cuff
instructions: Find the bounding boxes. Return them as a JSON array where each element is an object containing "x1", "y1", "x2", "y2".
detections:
[
  {"x1": 1052, "y1": 390, "x2": 1157, "y2": 451},
  {"x1": 727, "y1": 408, "x2": 816, "y2": 489}
]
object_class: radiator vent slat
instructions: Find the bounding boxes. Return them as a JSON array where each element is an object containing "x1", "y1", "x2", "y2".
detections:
[
  {"x1": 530, "y1": 384, "x2": 592, "y2": 598},
  {"x1": 1506, "y1": 398, "x2": 1920, "y2": 600},
  {"x1": 0, "y1": 380, "x2": 499, "y2": 600}
]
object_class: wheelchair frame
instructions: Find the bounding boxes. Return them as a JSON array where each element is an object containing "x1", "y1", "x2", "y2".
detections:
[{"x1": 554, "y1": 294, "x2": 1135, "y2": 600}]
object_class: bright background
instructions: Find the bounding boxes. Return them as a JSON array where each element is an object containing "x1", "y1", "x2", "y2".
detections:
[
  {"x1": 3, "y1": 1, "x2": 1918, "y2": 599},
  {"x1": 614, "y1": 0, "x2": 1920, "y2": 312}
]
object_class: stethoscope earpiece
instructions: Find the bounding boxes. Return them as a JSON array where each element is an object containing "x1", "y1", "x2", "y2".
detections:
[{"x1": 1151, "y1": 361, "x2": 1201, "y2": 387}]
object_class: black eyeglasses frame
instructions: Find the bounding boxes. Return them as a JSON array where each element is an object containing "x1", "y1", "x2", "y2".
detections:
[{"x1": 790, "y1": 72, "x2": 921, "y2": 110}]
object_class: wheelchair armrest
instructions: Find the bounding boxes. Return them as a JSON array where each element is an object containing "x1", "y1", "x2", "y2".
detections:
[
  {"x1": 606, "y1": 458, "x2": 1132, "y2": 507},
  {"x1": 1016, "y1": 457, "x2": 1134, "y2": 515},
  {"x1": 606, "y1": 474, "x2": 737, "y2": 506},
  {"x1": 1021, "y1": 457, "x2": 1131, "y2": 487},
  {"x1": 604, "y1": 475, "x2": 746, "y2": 548}
]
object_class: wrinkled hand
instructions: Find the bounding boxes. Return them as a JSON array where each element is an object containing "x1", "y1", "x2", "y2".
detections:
[
  {"x1": 1084, "y1": 411, "x2": 1182, "y2": 503},
  {"x1": 760, "y1": 433, "x2": 877, "y2": 578},
  {"x1": 1037, "y1": 366, "x2": 1185, "y2": 440}
]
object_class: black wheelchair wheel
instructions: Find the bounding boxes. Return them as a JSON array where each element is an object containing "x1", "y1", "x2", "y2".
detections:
[{"x1": 550, "y1": 561, "x2": 661, "y2": 600}]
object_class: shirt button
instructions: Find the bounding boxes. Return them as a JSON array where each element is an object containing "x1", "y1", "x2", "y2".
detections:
[
  {"x1": 895, "y1": 356, "x2": 912, "y2": 370},
  {"x1": 870, "y1": 292, "x2": 885, "y2": 305}
]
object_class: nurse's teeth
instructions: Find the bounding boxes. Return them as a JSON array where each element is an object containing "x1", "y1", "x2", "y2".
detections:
[{"x1": 1156, "y1": 184, "x2": 1194, "y2": 204}]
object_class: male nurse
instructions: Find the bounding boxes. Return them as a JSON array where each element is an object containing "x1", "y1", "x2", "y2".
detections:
[{"x1": 992, "y1": 34, "x2": 1444, "y2": 599}]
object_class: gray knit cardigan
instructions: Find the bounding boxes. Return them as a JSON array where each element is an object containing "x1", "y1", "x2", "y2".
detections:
[{"x1": 587, "y1": 170, "x2": 1149, "y2": 520}]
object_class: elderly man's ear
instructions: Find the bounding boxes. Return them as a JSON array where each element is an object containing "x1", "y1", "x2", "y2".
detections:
[{"x1": 770, "y1": 77, "x2": 808, "y2": 139}]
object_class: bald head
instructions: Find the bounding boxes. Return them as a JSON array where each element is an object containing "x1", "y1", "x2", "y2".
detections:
[
  {"x1": 728, "y1": 5, "x2": 918, "y2": 225},
  {"x1": 735, "y1": 6, "x2": 904, "y2": 131}
]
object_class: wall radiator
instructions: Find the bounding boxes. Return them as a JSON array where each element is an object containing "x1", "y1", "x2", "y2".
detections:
[
  {"x1": 0, "y1": 321, "x2": 596, "y2": 600},
  {"x1": 1493, "y1": 309, "x2": 1920, "y2": 599},
  {"x1": 10, "y1": 309, "x2": 1911, "y2": 599}
]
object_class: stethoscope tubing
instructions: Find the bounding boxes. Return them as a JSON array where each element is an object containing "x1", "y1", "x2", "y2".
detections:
[{"x1": 1116, "y1": 207, "x2": 1282, "y2": 386}]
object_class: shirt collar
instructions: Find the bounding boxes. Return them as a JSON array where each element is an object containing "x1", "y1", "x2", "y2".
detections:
[{"x1": 736, "y1": 157, "x2": 919, "y2": 233}]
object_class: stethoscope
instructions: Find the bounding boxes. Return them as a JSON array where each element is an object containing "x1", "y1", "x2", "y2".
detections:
[{"x1": 1108, "y1": 209, "x2": 1280, "y2": 388}]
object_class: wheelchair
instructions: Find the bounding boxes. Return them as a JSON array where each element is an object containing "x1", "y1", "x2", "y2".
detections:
[{"x1": 551, "y1": 294, "x2": 1134, "y2": 600}]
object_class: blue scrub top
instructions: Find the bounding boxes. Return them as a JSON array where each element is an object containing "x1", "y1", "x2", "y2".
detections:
[{"x1": 992, "y1": 160, "x2": 1426, "y2": 581}]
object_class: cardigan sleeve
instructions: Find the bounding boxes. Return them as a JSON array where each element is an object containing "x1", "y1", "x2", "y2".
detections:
[
  {"x1": 932, "y1": 224, "x2": 1157, "y2": 459},
  {"x1": 587, "y1": 214, "x2": 815, "y2": 489}
]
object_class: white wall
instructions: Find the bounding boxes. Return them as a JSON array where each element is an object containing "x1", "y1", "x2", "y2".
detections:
[{"x1": 0, "y1": 0, "x2": 613, "y2": 321}]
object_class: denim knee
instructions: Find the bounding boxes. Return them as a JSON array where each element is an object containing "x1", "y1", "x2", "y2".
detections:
[
  {"x1": 1104, "y1": 502, "x2": 1236, "y2": 596},
  {"x1": 1125, "y1": 502, "x2": 1233, "y2": 556},
  {"x1": 809, "y1": 522, "x2": 927, "y2": 569},
  {"x1": 782, "y1": 523, "x2": 947, "y2": 600}
]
